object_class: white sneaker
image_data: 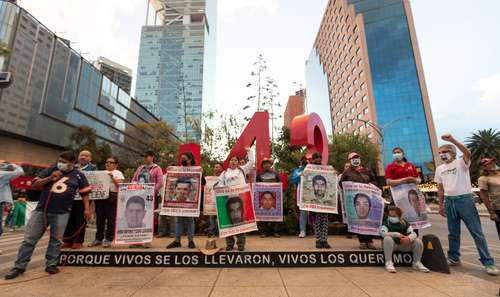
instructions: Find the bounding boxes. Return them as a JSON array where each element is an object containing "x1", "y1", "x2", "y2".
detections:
[
  {"x1": 412, "y1": 262, "x2": 430, "y2": 273},
  {"x1": 385, "y1": 261, "x2": 396, "y2": 273},
  {"x1": 298, "y1": 231, "x2": 306, "y2": 238},
  {"x1": 485, "y1": 265, "x2": 499, "y2": 276}
]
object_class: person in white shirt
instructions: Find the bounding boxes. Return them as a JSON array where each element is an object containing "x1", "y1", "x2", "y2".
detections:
[
  {"x1": 216, "y1": 147, "x2": 254, "y2": 251},
  {"x1": 435, "y1": 134, "x2": 498, "y2": 276}
]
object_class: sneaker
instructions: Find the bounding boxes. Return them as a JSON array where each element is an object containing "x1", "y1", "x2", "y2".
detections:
[
  {"x1": 322, "y1": 241, "x2": 332, "y2": 249},
  {"x1": 260, "y1": 233, "x2": 267, "y2": 238},
  {"x1": 102, "y1": 240, "x2": 112, "y2": 248},
  {"x1": 272, "y1": 233, "x2": 280, "y2": 238},
  {"x1": 412, "y1": 262, "x2": 430, "y2": 273},
  {"x1": 4, "y1": 268, "x2": 25, "y2": 280},
  {"x1": 359, "y1": 243, "x2": 368, "y2": 250},
  {"x1": 447, "y1": 258, "x2": 461, "y2": 266},
  {"x1": 485, "y1": 265, "x2": 499, "y2": 276},
  {"x1": 366, "y1": 242, "x2": 377, "y2": 250},
  {"x1": 71, "y1": 243, "x2": 83, "y2": 249},
  {"x1": 316, "y1": 240, "x2": 323, "y2": 249},
  {"x1": 188, "y1": 241, "x2": 196, "y2": 249},
  {"x1": 166, "y1": 241, "x2": 181, "y2": 249},
  {"x1": 45, "y1": 266, "x2": 60, "y2": 275},
  {"x1": 61, "y1": 242, "x2": 72, "y2": 249},
  {"x1": 88, "y1": 240, "x2": 102, "y2": 247},
  {"x1": 298, "y1": 231, "x2": 306, "y2": 238},
  {"x1": 385, "y1": 261, "x2": 396, "y2": 273},
  {"x1": 226, "y1": 246, "x2": 233, "y2": 251},
  {"x1": 237, "y1": 245, "x2": 245, "y2": 252}
]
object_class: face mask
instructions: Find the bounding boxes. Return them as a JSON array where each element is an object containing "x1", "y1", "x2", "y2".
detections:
[
  {"x1": 350, "y1": 158, "x2": 361, "y2": 167},
  {"x1": 388, "y1": 216, "x2": 400, "y2": 224},
  {"x1": 440, "y1": 153, "x2": 451, "y2": 162},
  {"x1": 393, "y1": 153, "x2": 403, "y2": 161},
  {"x1": 57, "y1": 162, "x2": 68, "y2": 171},
  {"x1": 181, "y1": 160, "x2": 188, "y2": 166}
]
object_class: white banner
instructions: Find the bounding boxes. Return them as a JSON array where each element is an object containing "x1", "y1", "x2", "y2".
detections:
[
  {"x1": 299, "y1": 164, "x2": 338, "y2": 214},
  {"x1": 203, "y1": 176, "x2": 219, "y2": 216},
  {"x1": 75, "y1": 171, "x2": 110, "y2": 200},
  {"x1": 390, "y1": 184, "x2": 430, "y2": 229}
]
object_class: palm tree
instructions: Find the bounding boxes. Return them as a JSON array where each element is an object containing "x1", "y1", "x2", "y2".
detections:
[{"x1": 466, "y1": 128, "x2": 500, "y2": 181}]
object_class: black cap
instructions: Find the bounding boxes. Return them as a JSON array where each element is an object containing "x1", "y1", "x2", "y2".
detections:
[{"x1": 141, "y1": 150, "x2": 155, "y2": 157}]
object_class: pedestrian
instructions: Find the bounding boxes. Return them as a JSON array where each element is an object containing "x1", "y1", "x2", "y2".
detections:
[
  {"x1": 131, "y1": 150, "x2": 164, "y2": 248},
  {"x1": 88, "y1": 156, "x2": 124, "y2": 248},
  {"x1": 381, "y1": 206, "x2": 429, "y2": 273},
  {"x1": 167, "y1": 151, "x2": 205, "y2": 249},
  {"x1": 62, "y1": 150, "x2": 97, "y2": 249},
  {"x1": 291, "y1": 156, "x2": 309, "y2": 238},
  {"x1": 256, "y1": 158, "x2": 281, "y2": 238},
  {"x1": 339, "y1": 152, "x2": 379, "y2": 250},
  {"x1": 207, "y1": 162, "x2": 223, "y2": 238},
  {"x1": 478, "y1": 158, "x2": 500, "y2": 239},
  {"x1": 216, "y1": 147, "x2": 255, "y2": 251},
  {"x1": 436, "y1": 134, "x2": 498, "y2": 275},
  {"x1": 0, "y1": 160, "x2": 24, "y2": 254},
  {"x1": 4, "y1": 151, "x2": 91, "y2": 279}
]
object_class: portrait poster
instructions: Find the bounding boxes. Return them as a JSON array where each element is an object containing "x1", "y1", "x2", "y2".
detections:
[
  {"x1": 390, "y1": 184, "x2": 430, "y2": 229},
  {"x1": 162, "y1": 166, "x2": 202, "y2": 217},
  {"x1": 215, "y1": 184, "x2": 257, "y2": 238},
  {"x1": 114, "y1": 183, "x2": 155, "y2": 245},
  {"x1": 253, "y1": 182, "x2": 283, "y2": 222},
  {"x1": 342, "y1": 181, "x2": 384, "y2": 236},
  {"x1": 74, "y1": 171, "x2": 110, "y2": 200},
  {"x1": 203, "y1": 176, "x2": 219, "y2": 216},
  {"x1": 299, "y1": 164, "x2": 338, "y2": 214}
]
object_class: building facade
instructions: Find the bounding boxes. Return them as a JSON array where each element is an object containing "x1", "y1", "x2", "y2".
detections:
[
  {"x1": 305, "y1": 0, "x2": 437, "y2": 175},
  {"x1": 94, "y1": 56, "x2": 133, "y2": 94},
  {"x1": 135, "y1": 0, "x2": 217, "y2": 142},
  {"x1": 0, "y1": 1, "x2": 159, "y2": 165},
  {"x1": 283, "y1": 90, "x2": 305, "y2": 129}
]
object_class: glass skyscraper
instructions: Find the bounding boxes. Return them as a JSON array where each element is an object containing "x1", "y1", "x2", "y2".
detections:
[
  {"x1": 306, "y1": 0, "x2": 438, "y2": 176},
  {"x1": 135, "y1": 0, "x2": 217, "y2": 142}
]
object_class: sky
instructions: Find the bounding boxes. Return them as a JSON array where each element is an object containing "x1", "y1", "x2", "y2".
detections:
[{"x1": 18, "y1": 0, "x2": 500, "y2": 143}]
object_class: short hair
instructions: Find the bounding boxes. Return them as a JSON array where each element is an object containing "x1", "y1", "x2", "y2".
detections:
[
  {"x1": 214, "y1": 162, "x2": 224, "y2": 167},
  {"x1": 107, "y1": 156, "x2": 119, "y2": 164},
  {"x1": 126, "y1": 196, "x2": 145, "y2": 209},
  {"x1": 353, "y1": 193, "x2": 371, "y2": 208},
  {"x1": 312, "y1": 152, "x2": 322, "y2": 160},
  {"x1": 175, "y1": 177, "x2": 192, "y2": 189},
  {"x1": 439, "y1": 144, "x2": 457, "y2": 156},
  {"x1": 407, "y1": 189, "x2": 418, "y2": 198},
  {"x1": 261, "y1": 191, "x2": 275, "y2": 199},
  {"x1": 59, "y1": 151, "x2": 76, "y2": 162},
  {"x1": 312, "y1": 175, "x2": 327, "y2": 186},
  {"x1": 387, "y1": 206, "x2": 402, "y2": 217},
  {"x1": 227, "y1": 196, "x2": 243, "y2": 208},
  {"x1": 181, "y1": 151, "x2": 196, "y2": 166}
]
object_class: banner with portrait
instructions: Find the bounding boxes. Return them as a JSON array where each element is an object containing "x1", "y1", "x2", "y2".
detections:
[
  {"x1": 342, "y1": 182, "x2": 384, "y2": 236},
  {"x1": 253, "y1": 182, "x2": 283, "y2": 222},
  {"x1": 299, "y1": 164, "x2": 338, "y2": 214},
  {"x1": 203, "y1": 176, "x2": 219, "y2": 216},
  {"x1": 390, "y1": 184, "x2": 430, "y2": 229},
  {"x1": 115, "y1": 183, "x2": 155, "y2": 245},
  {"x1": 215, "y1": 184, "x2": 258, "y2": 238},
  {"x1": 162, "y1": 166, "x2": 202, "y2": 217},
  {"x1": 74, "y1": 171, "x2": 110, "y2": 200}
]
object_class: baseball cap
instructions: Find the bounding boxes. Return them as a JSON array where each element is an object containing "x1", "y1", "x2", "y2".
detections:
[
  {"x1": 480, "y1": 157, "x2": 496, "y2": 167},
  {"x1": 348, "y1": 152, "x2": 360, "y2": 160}
]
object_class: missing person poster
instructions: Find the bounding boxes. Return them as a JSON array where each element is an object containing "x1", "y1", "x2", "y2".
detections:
[
  {"x1": 253, "y1": 182, "x2": 283, "y2": 222},
  {"x1": 75, "y1": 171, "x2": 110, "y2": 200},
  {"x1": 342, "y1": 182, "x2": 384, "y2": 236},
  {"x1": 215, "y1": 184, "x2": 258, "y2": 238},
  {"x1": 299, "y1": 164, "x2": 338, "y2": 214},
  {"x1": 203, "y1": 176, "x2": 219, "y2": 216},
  {"x1": 162, "y1": 166, "x2": 202, "y2": 217},
  {"x1": 390, "y1": 184, "x2": 430, "y2": 229},
  {"x1": 115, "y1": 183, "x2": 155, "y2": 245}
]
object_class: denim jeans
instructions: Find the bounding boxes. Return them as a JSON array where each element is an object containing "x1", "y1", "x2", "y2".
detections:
[
  {"x1": 207, "y1": 215, "x2": 218, "y2": 236},
  {"x1": 14, "y1": 210, "x2": 69, "y2": 269},
  {"x1": 445, "y1": 194, "x2": 494, "y2": 266},
  {"x1": 175, "y1": 216, "x2": 194, "y2": 242},
  {"x1": 299, "y1": 210, "x2": 308, "y2": 233}
]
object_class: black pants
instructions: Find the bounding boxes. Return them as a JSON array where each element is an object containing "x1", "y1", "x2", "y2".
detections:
[
  {"x1": 358, "y1": 234, "x2": 374, "y2": 244},
  {"x1": 495, "y1": 210, "x2": 500, "y2": 240},
  {"x1": 63, "y1": 200, "x2": 86, "y2": 244},
  {"x1": 258, "y1": 222, "x2": 279, "y2": 235},
  {"x1": 95, "y1": 194, "x2": 117, "y2": 242}
]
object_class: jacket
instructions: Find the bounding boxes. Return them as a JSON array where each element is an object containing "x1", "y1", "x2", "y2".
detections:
[
  {"x1": 0, "y1": 164, "x2": 24, "y2": 204},
  {"x1": 132, "y1": 163, "x2": 164, "y2": 197}
]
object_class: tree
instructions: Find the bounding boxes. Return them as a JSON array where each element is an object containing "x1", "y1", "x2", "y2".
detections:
[
  {"x1": 136, "y1": 121, "x2": 180, "y2": 168},
  {"x1": 66, "y1": 125, "x2": 112, "y2": 169},
  {"x1": 466, "y1": 128, "x2": 500, "y2": 181},
  {"x1": 328, "y1": 133, "x2": 380, "y2": 173}
]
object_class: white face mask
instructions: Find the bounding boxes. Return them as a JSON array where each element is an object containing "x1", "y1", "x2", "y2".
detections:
[
  {"x1": 439, "y1": 153, "x2": 452, "y2": 163},
  {"x1": 388, "y1": 216, "x2": 400, "y2": 224},
  {"x1": 57, "y1": 162, "x2": 68, "y2": 171},
  {"x1": 350, "y1": 158, "x2": 361, "y2": 167},
  {"x1": 393, "y1": 153, "x2": 403, "y2": 161}
]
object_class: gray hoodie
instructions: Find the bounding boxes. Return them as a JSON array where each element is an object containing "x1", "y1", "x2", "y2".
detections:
[{"x1": 0, "y1": 163, "x2": 24, "y2": 204}]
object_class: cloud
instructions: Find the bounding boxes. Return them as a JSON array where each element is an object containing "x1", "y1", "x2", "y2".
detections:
[
  {"x1": 474, "y1": 73, "x2": 500, "y2": 102},
  {"x1": 219, "y1": 0, "x2": 280, "y2": 18}
]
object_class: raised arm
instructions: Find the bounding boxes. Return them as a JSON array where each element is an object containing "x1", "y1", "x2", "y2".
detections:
[
  {"x1": 442, "y1": 134, "x2": 471, "y2": 164},
  {"x1": 241, "y1": 147, "x2": 255, "y2": 173}
]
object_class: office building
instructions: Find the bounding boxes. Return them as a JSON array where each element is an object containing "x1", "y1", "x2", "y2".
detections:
[
  {"x1": 305, "y1": 0, "x2": 438, "y2": 175},
  {"x1": 94, "y1": 56, "x2": 133, "y2": 94},
  {"x1": 0, "y1": 1, "x2": 159, "y2": 165},
  {"x1": 283, "y1": 90, "x2": 305, "y2": 129},
  {"x1": 135, "y1": 0, "x2": 217, "y2": 142}
]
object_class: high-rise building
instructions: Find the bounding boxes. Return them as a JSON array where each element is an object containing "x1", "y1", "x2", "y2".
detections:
[
  {"x1": 135, "y1": 0, "x2": 217, "y2": 142},
  {"x1": 283, "y1": 90, "x2": 305, "y2": 129},
  {"x1": 94, "y1": 56, "x2": 133, "y2": 94},
  {"x1": 305, "y1": 0, "x2": 438, "y2": 175}
]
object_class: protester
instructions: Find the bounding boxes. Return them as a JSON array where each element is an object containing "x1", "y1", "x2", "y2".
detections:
[
  {"x1": 478, "y1": 158, "x2": 500, "y2": 239},
  {"x1": 216, "y1": 147, "x2": 255, "y2": 251},
  {"x1": 0, "y1": 160, "x2": 24, "y2": 254},
  {"x1": 436, "y1": 134, "x2": 498, "y2": 276},
  {"x1": 62, "y1": 150, "x2": 96, "y2": 249},
  {"x1": 291, "y1": 156, "x2": 309, "y2": 238},
  {"x1": 89, "y1": 156, "x2": 124, "y2": 248},
  {"x1": 207, "y1": 162, "x2": 223, "y2": 238},
  {"x1": 256, "y1": 158, "x2": 281, "y2": 238},
  {"x1": 5, "y1": 151, "x2": 91, "y2": 279},
  {"x1": 339, "y1": 152, "x2": 379, "y2": 250},
  {"x1": 131, "y1": 150, "x2": 164, "y2": 248},
  {"x1": 381, "y1": 206, "x2": 429, "y2": 273},
  {"x1": 167, "y1": 151, "x2": 205, "y2": 249}
]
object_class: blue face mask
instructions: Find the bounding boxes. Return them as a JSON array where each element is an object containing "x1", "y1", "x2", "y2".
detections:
[{"x1": 388, "y1": 216, "x2": 400, "y2": 224}]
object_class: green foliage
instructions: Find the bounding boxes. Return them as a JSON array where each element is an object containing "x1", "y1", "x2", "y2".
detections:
[
  {"x1": 466, "y1": 128, "x2": 500, "y2": 181},
  {"x1": 328, "y1": 133, "x2": 380, "y2": 172},
  {"x1": 136, "y1": 121, "x2": 180, "y2": 168},
  {"x1": 66, "y1": 125, "x2": 111, "y2": 168}
]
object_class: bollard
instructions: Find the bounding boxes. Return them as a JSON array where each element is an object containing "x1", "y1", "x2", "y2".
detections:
[{"x1": 421, "y1": 234, "x2": 450, "y2": 274}]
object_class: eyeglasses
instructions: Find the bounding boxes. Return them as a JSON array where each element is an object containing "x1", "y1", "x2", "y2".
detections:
[{"x1": 105, "y1": 161, "x2": 117, "y2": 164}]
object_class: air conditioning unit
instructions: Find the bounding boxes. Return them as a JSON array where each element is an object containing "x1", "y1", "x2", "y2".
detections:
[{"x1": 0, "y1": 72, "x2": 12, "y2": 89}]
